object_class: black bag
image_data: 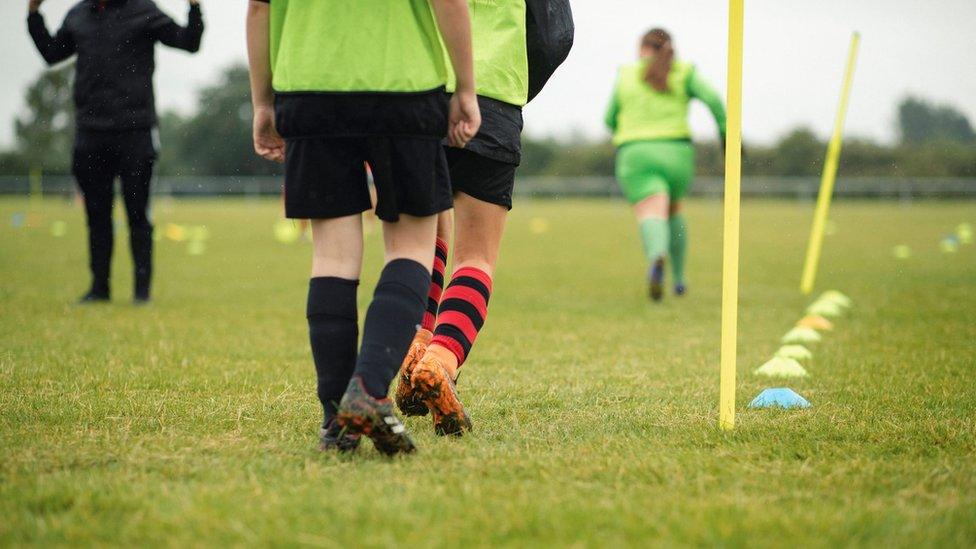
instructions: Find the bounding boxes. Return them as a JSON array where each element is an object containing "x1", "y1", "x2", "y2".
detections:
[{"x1": 525, "y1": 0, "x2": 575, "y2": 103}]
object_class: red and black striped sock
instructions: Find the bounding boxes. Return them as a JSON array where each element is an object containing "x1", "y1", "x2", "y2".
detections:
[
  {"x1": 430, "y1": 266, "x2": 492, "y2": 367},
  {"x1": 421, "y1": 238, "x2": 449, "y2": 332}
]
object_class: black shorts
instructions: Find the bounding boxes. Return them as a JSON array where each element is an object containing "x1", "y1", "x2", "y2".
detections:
[
  {"x1": 275, "y1": 90, "x2": 453, "y2": 222},
  {"x1": 446, "y1": 146, "x2": 518, "y2": 210},
  {"x1": 464, "y1": 95, "x2": 524, "y2": 165},
  {"x1": 283, "y1": 136, "x2": 451, "y2": 222}
]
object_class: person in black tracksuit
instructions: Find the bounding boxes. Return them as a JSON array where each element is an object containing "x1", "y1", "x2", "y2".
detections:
[{"x1": 27, "y1": 0, "x2": 204, "y2": 303}]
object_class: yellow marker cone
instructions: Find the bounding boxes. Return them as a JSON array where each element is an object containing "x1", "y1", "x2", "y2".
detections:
[
  {"x1": 819, "y1": 290, "x2": 852, "y2": 308},
  {"x1": 800, "y1": 32, "x2": 861, "y2": 294},
  {"x1": 957, "y1": 223, "x2": 972, "y2": 244},
  {"x1": 187, "y1": 240, "x2": 206, "y2": 256},
  {"x1": 806, "y1": 299, "x2": 843, "y2": 318},
  {"x1": 274, "y1": 219, "x2": 300, "y2": 243},
  {"x1": 719, "y1": 0, "x2": 745, "y2": 431},
  {"x1": 50, "y1": 220, "x2": 67, "y2": 237},
  {"x1": 187, "y1": 225, "x2": 210, "y2": 241},
  {"x1": 529, "y1": 217, "x2": 550, "y2": 234},
  {"x1": 165, "y1": 223, "x2": 187, "y2": 242},
  {"x1": 754, "y1": 357, "x2": 809, "y2": 378},
  {"x1": 775, "y1": 344, "x2": 813, "y2": 361},
  {"x1": 782, "y1": 327, "x2": 822, "y2": 345}
]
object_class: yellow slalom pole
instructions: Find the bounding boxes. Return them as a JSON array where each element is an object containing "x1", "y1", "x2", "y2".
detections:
[
  {"x1": 720, "y1": 0, "x2": 744, "y2": 431},
  {"x1": 800, "y1": 32, "x2": 860, "y2": 294},
  {"x1": 29, "y1": 167, "x2": 43, "y2": 208}
]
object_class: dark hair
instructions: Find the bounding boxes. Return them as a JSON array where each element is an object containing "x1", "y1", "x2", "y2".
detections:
[{"x1": 641, "y1": 28, "x2": 674, "y2": 92}]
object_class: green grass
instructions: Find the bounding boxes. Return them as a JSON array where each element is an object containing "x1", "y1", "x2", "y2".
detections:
[{"x1": 1, "y1": 196, "x2": 974, "y2": 547}]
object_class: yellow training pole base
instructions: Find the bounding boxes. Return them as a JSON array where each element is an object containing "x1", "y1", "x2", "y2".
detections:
[
  {"x1": 799, "y1": 32, "x2": 860, "y2": 294},
  {"x1": 720, "y1": 0, "x2": 744, "y2": 431}
]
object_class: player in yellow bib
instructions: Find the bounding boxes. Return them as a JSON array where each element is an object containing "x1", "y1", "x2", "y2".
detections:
[
  {"x1": 247, "y1": 0, "x2": 480, "y2": 456},
  {"x1": 606, "y1": 28, "x2": 726, "y2": 301},
  {"x1": 395, "y1": 0, "x2": 574, "y2": 436}
]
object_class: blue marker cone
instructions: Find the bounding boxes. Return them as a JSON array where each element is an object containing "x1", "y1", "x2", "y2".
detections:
[{"x1": 748, "y1": 388, "x2": 811, "y2": 409}]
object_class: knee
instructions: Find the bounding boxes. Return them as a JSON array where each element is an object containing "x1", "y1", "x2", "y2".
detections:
[{"x1": 634, "y1": 193, "x2": 670, "y2": 221}]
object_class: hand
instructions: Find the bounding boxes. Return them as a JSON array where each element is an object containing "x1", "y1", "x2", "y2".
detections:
[
  {"x1": 188, "y1": 0, "x2": 200, "y2": 5},
  {"x1": 252, "y1": 105, "x2": 285, "y2": 163},
  {"x1": 29, "y1": 0, "x2": 44, "y2": 13},
  {"x1": 447, "y1": 90, "x2": 480, "y2": 148}
]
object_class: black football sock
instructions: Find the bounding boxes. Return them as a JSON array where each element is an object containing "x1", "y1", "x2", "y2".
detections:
[
  {"x1": 307, "y1": 277, "x2": 359, "y2": 426},
  {"x1": 352, "y1": 259, "x2": 430, "y2": 399}
]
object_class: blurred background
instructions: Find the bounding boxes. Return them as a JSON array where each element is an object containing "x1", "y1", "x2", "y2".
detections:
[{"x1": 1, "y1": 0, "x2": 974, "y2": 198}]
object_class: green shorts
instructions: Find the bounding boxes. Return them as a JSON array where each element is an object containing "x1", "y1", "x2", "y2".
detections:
[{"x1": 614, "y1": 140, "x2": 695, "y2": 204}]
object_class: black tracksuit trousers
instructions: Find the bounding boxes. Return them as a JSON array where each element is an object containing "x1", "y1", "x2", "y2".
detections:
[{"x1": 72, "y1": 130, "x2": 156, "y2": 299}]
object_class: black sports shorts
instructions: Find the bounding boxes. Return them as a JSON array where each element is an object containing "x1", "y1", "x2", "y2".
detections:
[
  {"x1": 445, "y1": 146, "x2": 518, "y2": 210},
  {"x1": 275, "y1": 90, "x2": 452, "y2": 222}
]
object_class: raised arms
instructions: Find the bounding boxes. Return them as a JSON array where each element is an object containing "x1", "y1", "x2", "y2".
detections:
[
  {"x1": 147, "y1": 0, "x2": 204, "y2": 53},
  {"x1": 27, "y1": 0, "x2": 76, "y2": 66}
]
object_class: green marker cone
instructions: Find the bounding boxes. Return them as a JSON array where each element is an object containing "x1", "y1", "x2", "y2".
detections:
[
  {"x1": 806, "y1": 299, "x2": 843, "y2": 318},
  {"x1": 775, "y1": 344, "x2": 813, "y2": 361}
]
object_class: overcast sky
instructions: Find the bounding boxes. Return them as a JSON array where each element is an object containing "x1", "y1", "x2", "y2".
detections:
[{"x1": 2, "y1": 0, "x2": 975, "y2": 147}]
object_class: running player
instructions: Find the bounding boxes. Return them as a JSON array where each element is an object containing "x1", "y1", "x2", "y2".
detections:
[
  {"x1": 246, "y1": 0, "x2": 479, "y2": 455},
  {"x1": 395, "y1": 0, "x2": 574, "y2": 435},
  {"x1": 605, "y1": 28, "x2": 726, "y2": 300}
]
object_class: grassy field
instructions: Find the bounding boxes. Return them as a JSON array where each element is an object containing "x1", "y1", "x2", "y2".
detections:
[{"x1": 1, "y1": 196, "x2": 974, "y2": 547}]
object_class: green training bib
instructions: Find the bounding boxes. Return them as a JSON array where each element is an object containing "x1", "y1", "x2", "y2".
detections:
[
  {"x1": 610, "y1": 60, "x2": 694, "y2": 146},
  {"x1": 270, "y1": 0, "x2": 447, "y2": 93},
  {"x1": 446, "y1": 0, "x2": 529, "y2": 106}
]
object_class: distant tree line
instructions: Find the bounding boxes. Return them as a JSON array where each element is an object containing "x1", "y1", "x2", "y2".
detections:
[{"x1": 2, "y1": 63, "x2": 974, "y2": 179}]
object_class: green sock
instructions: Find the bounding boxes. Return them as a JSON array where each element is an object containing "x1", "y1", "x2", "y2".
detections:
[
  {"x1": 638, "y1": 217, "x2": 670, "y2": 264},
  {"x1": 669, "y1": 214, "x2": 688, "y2": 284}
]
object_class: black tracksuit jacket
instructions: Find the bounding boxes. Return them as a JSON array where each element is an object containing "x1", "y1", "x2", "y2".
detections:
[{"x1": 27, "y1": 0, "x2": 204, "y2": 132}]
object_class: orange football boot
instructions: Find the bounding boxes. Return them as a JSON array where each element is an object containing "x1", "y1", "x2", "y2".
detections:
[{"x1": 394, "y1": 328, "x2": 433, "y2": 416}]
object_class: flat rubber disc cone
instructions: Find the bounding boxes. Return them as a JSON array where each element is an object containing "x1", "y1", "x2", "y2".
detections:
[
  {"x1": 775, "y1": 344, "x2": 813, "y2": 361},
  {"x1": 806, "y1": 300, "x2": 843, "y2": 318},
  {"x1": 748, "y1": 388, "x2": 812, "y2": 409},
  {"x1": 782, "y1": 326, "x2": 822, "y2": 344},
  {"x1": 819, "y1": 290, "x2": 852, "y2": 308},
  {"x1": 797, "y1": 315, "x2": 834, "y2": 331},
  {"x1": 753, "y1": 357, "x2": 809, "y2": 378},
  {"x1": 165, "y1": 223, "x2": 187, "y2": 242}
]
